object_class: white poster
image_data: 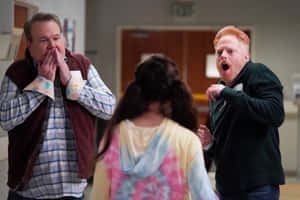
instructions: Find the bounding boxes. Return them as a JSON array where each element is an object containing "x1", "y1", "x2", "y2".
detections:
[{"x1": 205, "y1": 54, "x2": 219, "y2": 78}]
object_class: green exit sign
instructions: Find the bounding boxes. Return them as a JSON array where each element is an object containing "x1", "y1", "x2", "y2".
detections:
[{"x1": 171, "y1": 1, "x2": 195, "y2": 17}]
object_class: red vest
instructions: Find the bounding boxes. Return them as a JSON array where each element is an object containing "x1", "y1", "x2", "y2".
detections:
[{"x1": 6, "y1": 49, "x2": 97, "y2": 190}]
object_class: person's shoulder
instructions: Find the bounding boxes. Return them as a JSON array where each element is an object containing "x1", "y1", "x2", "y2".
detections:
[
  {"x1": 247, "y1": 61, "x2": 282, "y2": 84},
  {"x1": 67, "y1": 50, "x2": 91, "y2": 66},
  {"x1": 166, "y1": 119, "x2": 200, "y2": 143},
  {"x1": 71, "y1": 52, "x2": 89, "y2": 60},
  {"x1": 6, "y1": 58, "x2": 31, "y2": 77},
  {"x1": 7, "y1": 58, "x2": 27, "y2": 68},
  {"x1": 247, "y1": 61, "x2": 277, "y2": 77},
  {"x1": 247, "y1": 61, "x2": 269, "y2": 72},
  {"x1": 167, "y1": 119, "x2": 193, "y2": 133},
  {"x1": 167, "y1": 120, "x2": 202, "y2": 157}
]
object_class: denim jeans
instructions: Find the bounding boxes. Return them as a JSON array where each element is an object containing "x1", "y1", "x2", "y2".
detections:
[
  {"x1": 7, "y1": 191, "x2": 84, "y2": 200},
  {"x1": 220, "y1": 185, "x2": 279, "y2": 200}
]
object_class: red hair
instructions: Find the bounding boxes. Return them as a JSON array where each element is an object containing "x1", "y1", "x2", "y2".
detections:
[{"x1": 214, "y1": 26, "x2": 250, "y2": 50}]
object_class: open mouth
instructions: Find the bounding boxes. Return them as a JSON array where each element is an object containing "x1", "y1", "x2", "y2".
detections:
[{"x1": 222, "y1": 64, "x2": 230, "y2": 71}]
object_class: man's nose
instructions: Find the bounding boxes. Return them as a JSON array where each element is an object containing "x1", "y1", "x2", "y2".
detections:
[
  {"x1": 48, "y1": 39, "x2": 56, "y2": 48},
  {"x1": 221, "y1": 50, "x2": 228, "y2": 58}
]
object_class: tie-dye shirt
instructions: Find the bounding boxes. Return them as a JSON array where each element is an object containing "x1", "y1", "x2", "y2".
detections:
[{"x1": 91, "y1": 118, "x2": 218, "y2": 200}]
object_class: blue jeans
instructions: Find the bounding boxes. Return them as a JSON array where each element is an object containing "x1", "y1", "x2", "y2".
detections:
[
  {"x1": 220, "y1": 185, "x2": 279, "y2": 200},
  {"x1": 7, "y1": 191, "x2": 84, "y2": 200}
]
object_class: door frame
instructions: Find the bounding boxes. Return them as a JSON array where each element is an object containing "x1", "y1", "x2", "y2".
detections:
[
  {"x1": 15, "y1": 0, "x2": 39, "y2": 20},
  {"x1": 14, "y1": 0, "x2": 39, "y2": 60},
  {"x1": 116, "y1": 25, "x2": 255, "y2": 100}
]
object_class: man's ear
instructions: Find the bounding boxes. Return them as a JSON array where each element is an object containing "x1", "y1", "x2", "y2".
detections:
[{"x1": 245, "y1": 53, "x2": 250, "y2": 61}]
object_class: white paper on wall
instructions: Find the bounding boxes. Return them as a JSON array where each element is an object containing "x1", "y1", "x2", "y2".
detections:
[{"x1": 205, "y1": 54, "x2": 219, "y2": 78}]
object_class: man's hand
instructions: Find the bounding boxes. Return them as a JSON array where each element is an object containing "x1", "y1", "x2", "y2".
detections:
[
  {"x1": 38, "y1": 49, "x2": 57, "y2": 82},
  {"x1": 206, "y1": 84, "x2": 225, "y2": 101},
  {"x1": 54, "y1": 48, "x2": 71, "y2": 86},
  {"x1": 196, "y1": 124, "x2": 212, "y2": 148}
]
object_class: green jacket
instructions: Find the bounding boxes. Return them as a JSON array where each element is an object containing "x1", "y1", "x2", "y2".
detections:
[{"x1": 208, "y1": 61, "x2": 285, "y2": 196}]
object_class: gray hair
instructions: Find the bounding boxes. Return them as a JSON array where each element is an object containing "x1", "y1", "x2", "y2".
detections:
[{"x1": 24, "y1": 12, "x2": 62, "y2": 41}]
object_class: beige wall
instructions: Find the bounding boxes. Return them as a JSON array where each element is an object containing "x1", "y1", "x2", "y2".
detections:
[
  {"x1": 86, "y1": 0, "x2": 300, "y2": 174},
  {"x1": 86, "y1": 0, "x2": 300, "y2": 99}
]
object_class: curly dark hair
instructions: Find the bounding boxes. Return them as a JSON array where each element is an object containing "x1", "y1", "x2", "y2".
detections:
[{"x1": 97, "y1": 55, "x2": 198, "y2": 158}]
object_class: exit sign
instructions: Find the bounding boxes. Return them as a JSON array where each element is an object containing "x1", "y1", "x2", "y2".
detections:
[{"x1": 171, "y1": 1, "x2": 195, "y2": 17}]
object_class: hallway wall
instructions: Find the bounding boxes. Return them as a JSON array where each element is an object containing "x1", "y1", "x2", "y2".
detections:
[
  {"x1": 86, "y1": 0, "x2": 300, "y2": 100},
  {"x1": 85, "y1": 0, "x2": 300, "y2": 174}
]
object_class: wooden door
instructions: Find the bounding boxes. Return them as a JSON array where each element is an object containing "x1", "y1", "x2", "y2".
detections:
[
  {"x1": 14, "y1": 5, "x2": 28, "y2": 60},
  {"x1": 121, "y1": 30, "x2": 184, "y2": 92},
  {"x1": 185, "y1": 31, "x2": 218, "y2": 121}
]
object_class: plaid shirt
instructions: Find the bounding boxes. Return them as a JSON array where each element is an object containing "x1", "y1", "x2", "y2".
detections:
[{"x1": 0, "y1": 64, "x2": 115, "y2": 199}]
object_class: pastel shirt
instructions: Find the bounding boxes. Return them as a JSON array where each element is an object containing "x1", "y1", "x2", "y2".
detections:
[
  {"x1": 91, "y1": 118, "x2": 218, "y2": 200},
  {"x1": 24, "y1": 70, "x2": 85, "y2": 100}
]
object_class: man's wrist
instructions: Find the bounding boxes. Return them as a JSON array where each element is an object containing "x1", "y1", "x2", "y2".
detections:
[
  {"x1": 66, "y1": 71, "x2": 85, "y2": 100},
  {"x1": 24, "y1": 76, "x2": 55, "y2": 99}
]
